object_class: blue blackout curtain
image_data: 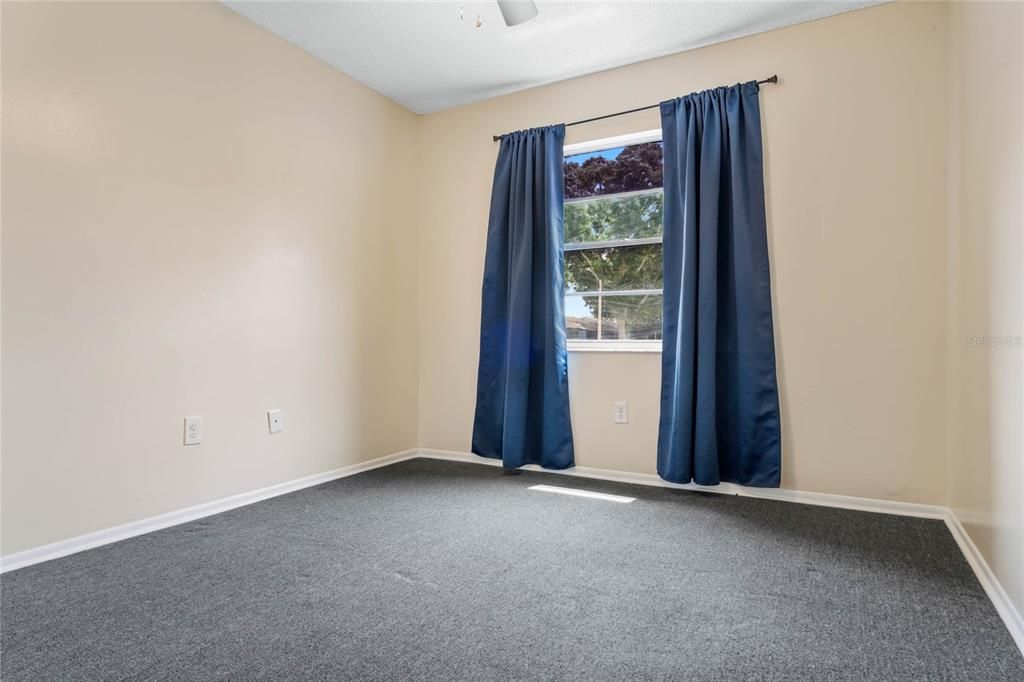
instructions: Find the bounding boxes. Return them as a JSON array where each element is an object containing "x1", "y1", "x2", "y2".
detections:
[
  {"x1": 472, "y1": 125, "x2": 575, "y2": 470},
  {"x1": 657, "y1": 81, "x2": 781, "y2": 487}
]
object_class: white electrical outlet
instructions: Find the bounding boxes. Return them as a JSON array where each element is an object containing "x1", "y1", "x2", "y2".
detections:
[
  {"x1": 614, "y1": 401, "x2": 628, "y2": 424},
  {"x1": 267, "y1": 409, "x2": 283, "y2": 434},
  {"x1": 183, "y1": 416, "x2": 202, "y2": 445}
]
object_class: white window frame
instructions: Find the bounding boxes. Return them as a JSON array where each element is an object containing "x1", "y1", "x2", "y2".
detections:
[{"x1": 564, "y1": 129, "x2": 664, "y2": 354}]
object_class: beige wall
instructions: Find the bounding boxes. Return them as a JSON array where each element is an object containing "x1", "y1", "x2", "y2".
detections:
[
  {"x1": 417, "y1": 1, "x2": 950, "y2": 504},
  {"x1": 1, "y1": 2, "x2": 420, "y2": 554},
  {"x1": 946, "y1": 0, "x2": 1024, "y2": 624}
]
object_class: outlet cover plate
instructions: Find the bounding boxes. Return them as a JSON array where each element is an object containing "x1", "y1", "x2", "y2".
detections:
[
  {"x1": 268, "y1": 409, "x2": 283, "y2": 434},
  {"x1": 184, "y1": 416, "x2": 202, "y2": 445}
]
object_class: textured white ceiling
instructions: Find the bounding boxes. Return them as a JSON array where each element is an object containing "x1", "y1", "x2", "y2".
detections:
[{"x1": 225, "y1": 1, "x2": 882, "y2": 114}]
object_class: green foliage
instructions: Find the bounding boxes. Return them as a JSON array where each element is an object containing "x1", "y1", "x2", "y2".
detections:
[
  {"x1": 564, "y1": 193, "x2": 663, "y2": 244},
  {"x1": 564, "y1": 243, "x2": 662, "y2": 293}
]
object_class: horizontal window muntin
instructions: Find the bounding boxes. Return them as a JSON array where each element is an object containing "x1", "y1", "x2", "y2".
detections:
[
  {"x1": 566, "y1": 339, "x2": 662, "y2": 351},
  {"x1": 565, "y1": 288, "x2": 662, "y2": 298},
  {"x1": 564, "y1": 236, "x2": 661, "y2": 252},
  {"x1": 564, "y1": 186, "x2": 662, "y2": 206}
]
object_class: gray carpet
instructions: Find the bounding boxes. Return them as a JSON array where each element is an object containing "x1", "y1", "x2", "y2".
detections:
[{"x1": 2, "y1": 458, "x2": 1021, "y2": 681}]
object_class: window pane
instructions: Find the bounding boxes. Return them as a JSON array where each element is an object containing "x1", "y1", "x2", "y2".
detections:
[
  {"x1": 565, "y1": 243, "x2": 663, "y2": 293},
  {"x1": 601, "y1": 295, "x2": 662, "y2": 340},
  {"x1": 564, "y1": 141, "x2": 662, "y2": 200},
  {"x1": 565, "y1": 294, "x2": 663, "y2": 341},
  {"x1": 565, "y1": 300, "x2": 599, "y2": 340},
  {"x1": 565, "y1": 191, "x2": 663, "y2": 244}
]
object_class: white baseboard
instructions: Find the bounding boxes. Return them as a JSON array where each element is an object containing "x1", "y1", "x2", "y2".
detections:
[
  {"x1": 0, "y1": 447, "x2": 944, "y2": 575},
  {"x1": 0, "y1": 449, "x2": 419, "y2": 574},
  {"x1": 945, "y1": 510, "x2": 1024, "y2": 654},
  {"x1": 415, "y1": 448, "x2": 947, "y2": 519}
]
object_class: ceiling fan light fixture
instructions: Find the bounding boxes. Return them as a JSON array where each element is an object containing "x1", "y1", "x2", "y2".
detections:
[{"x1": 497, "y1": 0, "x2": 539, "y2": 27}]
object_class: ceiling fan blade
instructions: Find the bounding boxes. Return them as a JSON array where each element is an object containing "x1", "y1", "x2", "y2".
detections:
[{"x1": 497, "y1": 0, "x2": 539, "y2": 27}]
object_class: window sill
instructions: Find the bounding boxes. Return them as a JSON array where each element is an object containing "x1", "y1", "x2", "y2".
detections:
[{"x1": 567, "y1": 342, "x2": 662, "y2": 354}]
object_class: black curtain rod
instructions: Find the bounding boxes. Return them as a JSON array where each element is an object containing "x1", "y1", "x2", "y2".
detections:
[{"x1": 492, "y1": 74, "x2": 779, "y2": 141}]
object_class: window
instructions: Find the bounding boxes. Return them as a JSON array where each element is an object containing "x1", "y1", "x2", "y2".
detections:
[{"x1": 563, "y1": 130, "x2": 663, "y2": 351}]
